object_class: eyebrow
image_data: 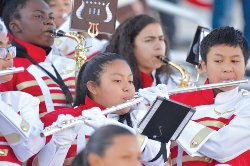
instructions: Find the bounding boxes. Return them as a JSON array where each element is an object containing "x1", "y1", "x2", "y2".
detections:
[
  {"x1": 111, "y1": 73, "x2": 133, "y2": 77},
  {"x1": 214, "y1": 53, "x2": 242, "y2": 57},
  {"x1": 144, "y1": 35, "x2": 164, "y2": 39},
  {"x1": 33, "y1": 10, "x2": 53, "y2": 15}
]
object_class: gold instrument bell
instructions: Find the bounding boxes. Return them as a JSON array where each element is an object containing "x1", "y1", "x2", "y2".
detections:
[
  {"x1": 50, "y1": 30, "x2": 88, "y2": 71},
  {"x1": 162, "y1": 57, "x2": 191, "y2": 87}
]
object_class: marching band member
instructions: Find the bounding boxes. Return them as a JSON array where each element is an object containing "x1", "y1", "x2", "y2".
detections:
[
  {"x1": 71, "y1": 125, "x2": 141, "y2": 166},
  {"x1": 44, "y1": 0, "x2": 108, "y2": 59},
  {"x1": 106, "y1": 15, "x2": 179, "y2": 91},
  {"x1": 41, "y1": 52, "x2": 169, "y2": 166},
  {"x1": 0, "y1": 30, "x2": 45, "y2": 165},
  {"x1": 0, "y1": 0, "x2": 76, "y2": 116},
  {"x1": 139, "y1": 26, "x2": 250, "y2": 165},
  {"x1": 0, "y1": 30, "x2": 84, "y2": 166}
]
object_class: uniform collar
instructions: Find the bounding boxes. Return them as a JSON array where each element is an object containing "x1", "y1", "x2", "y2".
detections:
[
  {"x1": 140, "y1": 71, "x2": 153, "y2": 88},
  {"x1": 85, "y1": 95, "x2": 106, "y2": 110},
  {"x1": 12, "y1": 38, "x2": 51, "y2": 63},
  {"x1": 214, "y1": 87, "x2": 239, "y2": 105}
]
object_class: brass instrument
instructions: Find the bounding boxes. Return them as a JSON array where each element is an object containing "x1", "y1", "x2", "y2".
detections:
[
  {"x1": 40, "y1": 79, "x2": 248, "y2": 137},
  {"x1": 162, "y1": 57, "x2": 191, "y2": 87},
  {"x1": 51, "y1": 30, "x2": 88, "y2": 70},
  {"x1": 0, "y1": 67, "x2": 24, "y2": 76},
  {"x1": 41, "y1": 96, "x2": 144, "y2": 137}
]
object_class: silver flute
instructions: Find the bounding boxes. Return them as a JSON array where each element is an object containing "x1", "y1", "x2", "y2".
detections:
[
  {"x1": 0, "y1": 67, "x2": 24, "y2": 76},
  {"x1": 40, "y1": 79, "x2": 248, "y2": 137},
  {"x1": 40, "y1": 96, "x2": 144, "y2": 137},
  {"x1": 167, "y1": 79, "x2": 248, "y2": 95}
]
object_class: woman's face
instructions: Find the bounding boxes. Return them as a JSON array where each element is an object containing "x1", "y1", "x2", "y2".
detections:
[
  {"x1": 201, "y1": 44, "x2": 246, "y2": 93},
  {"x1": 10, "y1": 0, "x2": 55, "y2": 47},
  {"x1": 90, "y1": 135, "x2": 141, "y2": 166},
  {"x1": 47, "y1": 0, "x2": 72, "y2": 28},
  {"x1": 0, "y1": 32, "x2": 13, "y2": 83},
  {"x1": 133, "y1": 23, "x2": 166, "y2": 74},
  {"x1": 88, "y1": 59, "x2": 135, "y2": 115}
]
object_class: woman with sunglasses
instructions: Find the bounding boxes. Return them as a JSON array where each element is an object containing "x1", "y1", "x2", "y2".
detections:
[
  {"x1": 0, "y1": 30, "x2": 46, "y2": 165},
  {"x1": 0, "y1": 30, "x2": 81, "y2": 166}
]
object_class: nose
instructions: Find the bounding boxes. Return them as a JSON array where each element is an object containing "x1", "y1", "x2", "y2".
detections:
[
  {"x1": 122, "y1": 82, "x2": 134, "y2": 93},
  {"x1": 222, "y1": 63, "x2": 233, "y2": 73},
  {"x1": 43, "y1": 17, "x2": 54, "y2": 26},
  {"x1": 154, "y1": 39, "x2": 165, "y2": 51},
  {"x1": 5, "y1": 52, "x2": 13, "y2": 61}
]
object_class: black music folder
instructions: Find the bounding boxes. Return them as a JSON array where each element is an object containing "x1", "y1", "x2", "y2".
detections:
[{"x1": 137, "y1": 97, "x2": 195, "y2": 143}]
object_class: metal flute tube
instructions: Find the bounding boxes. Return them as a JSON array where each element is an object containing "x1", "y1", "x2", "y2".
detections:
[
  {"x1": 0, "y1": 67, "x2": 24, "y2": 76},
  {"x1": 40, "y1": 97, "x2": 144, "y2": 137},
  {"x1": 167, "y1": 79, "x2": 248, "y2": 95}
]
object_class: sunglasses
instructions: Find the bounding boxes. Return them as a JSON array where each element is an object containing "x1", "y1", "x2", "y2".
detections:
[{"x1": 0, "y1": 46, "x2": 16, "y2": 59}]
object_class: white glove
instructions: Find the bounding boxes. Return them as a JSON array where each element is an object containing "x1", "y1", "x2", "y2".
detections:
[
  {"x1": 52, "y1": 114, "x2": 81, "y2": 146},
  {"x1": 82, "y1": 107, "x2": 136, "y2": 134},
  {"x1": 138, "y1": 84, "x2": 169, "y2": 105}
]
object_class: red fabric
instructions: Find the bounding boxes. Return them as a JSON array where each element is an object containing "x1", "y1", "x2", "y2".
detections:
[
  {"x1": 169, "y1": 80, "x2": 214, "y2": 107},
  {"x1": 26, "y1": 96, "x2": 106, "y2": 166},
  {"x1": 169, "y1": 80, "x2": 250, "y2": 165},
  {"x1": 0, "y1": 38, "x2": 75, "y2": 114},
  {"x1": 0, "y1": 145, "x2": 22, "y2": 165},
  {"x1": 140, "y1": 71, "x2": 153, "y2": 88}
]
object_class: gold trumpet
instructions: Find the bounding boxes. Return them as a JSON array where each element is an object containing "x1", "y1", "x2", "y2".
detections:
[
  {"x1": 0, "y1": 67, "x2": 24, "y2": 76},
  {"x1": 40, "y1": 79, "x2": 248, "y2": 137},
  {"x1": 50, "y1": 30, "x2": 88, "y2": 71},
  {"x1": 162, "y1": 57, "x2": 191, "y2": 87}
]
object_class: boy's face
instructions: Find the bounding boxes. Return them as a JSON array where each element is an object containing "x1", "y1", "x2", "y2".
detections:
[
  {"x1": 10, "y1": 0, "x2": 55, "y2": 47},
  {"x1": 201, "y1": 44, "x2": 246, "y2": 92}
]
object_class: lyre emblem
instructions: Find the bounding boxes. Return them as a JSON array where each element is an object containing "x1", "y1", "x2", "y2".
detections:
[
  {"x1": 153, "y1": 126, "x2": 163, "y2": 140},
  {"x1": 76, "y1": 0, "x2": 113, "y2": 23}
]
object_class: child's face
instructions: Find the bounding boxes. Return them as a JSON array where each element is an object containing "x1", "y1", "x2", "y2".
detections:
[
  {"x1": 0, "y1": 32, "x2": 13, "y2": 83},
  {"x1": 47, "y1": 0, "x2": 72, "y2": 28},
  {"x1": 133, "y1": 23, "x2": 165, "y2": 74},
  {"x1": 11, "y1": 0, "x2": 55, "y2": 47},
  {"x1": 88, "y1": 60, "x2": 135, "y2": 115},
  {"x1": 201, "y1": 44, "x2": 246, "y2": 92},
  {"x1": 90, "y1": 135, "x2": 141, "y2": 166}
]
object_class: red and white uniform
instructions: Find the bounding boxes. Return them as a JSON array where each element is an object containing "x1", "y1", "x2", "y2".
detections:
[
  {"x1": 170, "y1": 87, "x2": 250, "y2": 166},
  {"x1": 0, "y1": 91, "x2": 44, "y2": 166},
  {"x1": 141, "y1": 70, "x2": 178, "y2": 89},
  {"x1": 0, "y1": 38, "x2": 76, "y2": 116},
  {"x1": 42, "y1": 96, "x2": 168, "y2": 166}
]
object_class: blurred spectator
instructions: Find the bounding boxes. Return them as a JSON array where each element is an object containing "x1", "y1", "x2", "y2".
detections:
[
  {"x1": 212, "y1": 0, "x2": 250, "y2": 45},
  {"x1": 117, "y1": 0, "x2": 149, "y2": 23},
  {"x1": 159, "y1": 0, "x2": 179, "y2": 49}
]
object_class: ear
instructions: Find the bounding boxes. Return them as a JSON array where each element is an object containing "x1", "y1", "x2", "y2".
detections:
[
  {"x1": 88, "y1": 153, "x2": 103, "y2": 166},
  {"x1": 86, "y1": 81, "x2": 98, "y2": 95},
  {"x1": 9, "y1": 20, "x2": 22, "y2": 34},
  {"x1": 200, "y1": 60, "x2": 207, "y2": 73}
]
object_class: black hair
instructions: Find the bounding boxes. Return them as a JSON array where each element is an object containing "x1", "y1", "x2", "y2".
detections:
[
  {"x1": 200, "y1": 26, "x2": 249, "y2": 64},
  {"x1": 0, "y1": 0, "x2": 30, "y2": 33},
  {"x1": 74, "y1": 52, "x2": 134, "y2": 127},
  {"x1": 71, "y1": 125, "x2": 134, "y2": 166},
  {"x1": 106, "y1": 14, "x2": 173, "y2": 91}
]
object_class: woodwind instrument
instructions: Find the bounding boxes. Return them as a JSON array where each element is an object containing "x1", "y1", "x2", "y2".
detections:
[
  {"x1": 40, "y1": 96, "x2": 144, "y2": 137},
  {"x1": 162, "y1": 57, "x2": 191, "y2": 87},
  {"x1": 167, "y1": 79, "x2": 248, "y2": 95},
  {"x1": 40, "y1": 79, "x2": 248, "y2": 137},
  {"x1": 0, "y1": 67, "x2": 24, "y2": 76},
  {"x1": 50, "y1": 30, "x2": 88, "y2": 71}
]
